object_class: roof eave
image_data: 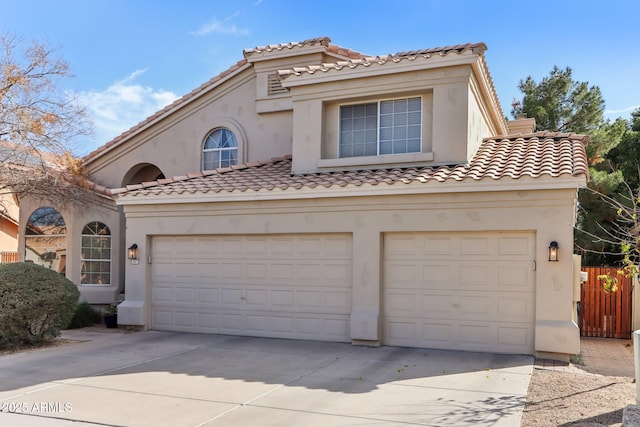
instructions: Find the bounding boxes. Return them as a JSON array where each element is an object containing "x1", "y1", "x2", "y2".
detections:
[
  {"x1": 114, "y1": 174, "x2": 588, "y2": 206},
  {"x1": 83, "y1": 61, "x2": 253, "y2": 166},
  {"x1": 279, "y1": 52, "x2": 481, "y2": 88}
]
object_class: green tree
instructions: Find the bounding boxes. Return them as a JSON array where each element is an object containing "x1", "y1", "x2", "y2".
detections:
[
  {"x1": 517, "y1": 66, "x2": 605, "y2": 134},
  {"x1": 515, "y1": 66, "x2": 627, "y2": 266},
  {"x1": 606, "y1": 109, "x2": 640, "y2": 189}
]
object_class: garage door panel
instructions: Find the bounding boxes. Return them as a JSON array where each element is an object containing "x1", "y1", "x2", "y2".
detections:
[
  {"x1": 151, "y1": 234, "x2": 352, "y2": 342},
  {"x1": 197, "y1": 289, "x2": 218, "y2": 304},
  {"x1": 385, "y1": 292, "x2": 418, "y2": 313},
  {"x1": 497, "y1": 296, "x2": 534, "y2": 321},
  {"x1": 459, "y1": 294, "x2": 492, "y2": 316},
  {"x1": 175, "y1": 288, "x2": 195, "y2": 304},
  {"x1": 245, "y1": 262, "x2": 268, "y2": 279},
  {"x1": 459, "y1": 236, "x2": 492, "y2": 256},
  {"x1": 498, "y1": 265, "x2": 532, "y2": 288},
  {"x1": 423, "y1": 323, "x2": 452, "y2": 343},
  {"x1": 197, "y1": 312, "x2": 220, "y2": 330},
  {"x1": 153, "y1": 286, "x2": 173, "y2": 304},
  {"x1": 298, "y1": 291, "x2": 322, "y2": 308},
  {"x1": 246, "y1": 289, "x2": 269, "y2": 306},
  {"x1": 271, "y1": 290, "x2": 294, "y2": 306},
  {"x1": 423, "y1": 294, "x2": 453, "y2": 315},
  {"x1": 324, "y1": 291, "x2": 350, "y2": 310},
  {"x1": 174, "y1": 311, "x2": 196, "y2": 327},
  {"x1": 499, "y1": 235, "x2": 532, "y2": 256},
  {"x1": 153, "y1": 310, "x2": 172, "y2": 328},
  {"x1": 460, "y1": 324, "x2": 490, "y2": 345},
  {"x1": 384, "y1": 231, "x2": 535, "y2": 354},
  {"x1": 221, "y1": 288, "x2": 243, "y2": 305},
  {"x1": 498, "y1": 326, "x2": 531, "y2": 348}
]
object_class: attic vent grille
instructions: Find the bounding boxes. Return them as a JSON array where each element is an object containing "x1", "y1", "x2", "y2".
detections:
[{"x1": 267, "y1": 73, "x2": 288, "y2": 96}]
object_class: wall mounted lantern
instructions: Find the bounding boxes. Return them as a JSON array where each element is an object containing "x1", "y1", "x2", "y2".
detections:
[
  {"x1": 548, "y1": 241, "x2": 559, "y2": 262},
  {"x1": 128, "y1": 244, "x2": 139, "y2": 264}
]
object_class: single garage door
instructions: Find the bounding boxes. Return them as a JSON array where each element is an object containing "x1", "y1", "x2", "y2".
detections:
[
  {"x1": 384, "y1": 231, "x2": 535, "y2": 354},
  {"x1": 151, "y1": 234, "x2": 352, "y2": 342}
]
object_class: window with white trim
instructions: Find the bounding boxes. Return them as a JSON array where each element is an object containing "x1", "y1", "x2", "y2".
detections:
[
  {"x1": 202, "y1": 128, "x2": 238, "y2": 170},
  {"x1": 81, "y1": 222, "x2": 111, "y2": 286},
  {"x1": 339, "y1": 97, "x2": 422, "y2": 158}
]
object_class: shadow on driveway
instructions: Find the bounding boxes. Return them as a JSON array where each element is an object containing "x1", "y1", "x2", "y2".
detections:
[{"x1": 0, "y1": 330, "x2": 533, "y2": 427}]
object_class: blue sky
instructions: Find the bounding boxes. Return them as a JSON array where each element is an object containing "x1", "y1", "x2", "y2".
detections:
[{"x1": 2, "y1": 0, "x2": 639, "y2": 154}]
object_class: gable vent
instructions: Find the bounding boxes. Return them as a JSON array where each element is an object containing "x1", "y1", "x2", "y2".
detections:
[{"x1": 267, "y1": 73, "x2": 288, "y2": 96}]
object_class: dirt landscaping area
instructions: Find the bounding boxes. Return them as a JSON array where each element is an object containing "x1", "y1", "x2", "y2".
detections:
[
  {"x1": 522, "y1": 338, "x2": 637, "y2": 427},
  {"x1": 522, "y1": 369, "x2": 635, "y2": 426}
]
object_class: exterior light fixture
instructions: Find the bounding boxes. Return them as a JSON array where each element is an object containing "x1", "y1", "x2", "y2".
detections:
[
  {"x1": 548, "y1": 241, "x2": 559, "y2": 262},
  {"x1": 128, "y1": 244, "x2": 139, "y2": 264}
]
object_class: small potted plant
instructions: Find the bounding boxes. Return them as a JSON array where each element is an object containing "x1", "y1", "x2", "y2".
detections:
[{"x1": 103, "y1": 303, "x2": 118, "y2": 328}]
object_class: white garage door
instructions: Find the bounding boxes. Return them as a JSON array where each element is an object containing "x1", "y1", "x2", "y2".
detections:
[
  {"x1": 384, "y1": 232, "x2": 535, "y2": 354},
  {"x1": 151, "y1": 234, "x2": 352, "y2": 342}
]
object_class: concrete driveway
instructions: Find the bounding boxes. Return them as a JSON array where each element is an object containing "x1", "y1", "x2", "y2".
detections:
[{"x1": 0, "y1": 330, "x2": 533, "y2": 426}]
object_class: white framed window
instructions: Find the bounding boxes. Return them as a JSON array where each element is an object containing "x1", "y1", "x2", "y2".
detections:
[
  {"x1": 80, "y1": 222, "x2": 111, "y2": 286},
  {"x1": 202, "y1": 128, "x2": 238, "y2": 170},
  {"x1": 339, "y1": 97, "x2": 422, "y2": 158}
]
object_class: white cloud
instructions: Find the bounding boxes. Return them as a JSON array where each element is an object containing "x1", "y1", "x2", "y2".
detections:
[
  {"x1": 605, "y1": 105, "x2": 640, "y2": 116},
  {"x1": 77, "y1": 69, "x2": 179, "y2": 151},
  {"x1": 192, "y1": 15, "x2": 249, "y2": 37}
]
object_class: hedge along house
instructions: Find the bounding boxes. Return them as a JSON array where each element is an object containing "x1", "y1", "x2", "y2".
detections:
[{"x1": 18, "y1": 38, "x2": 588, "y2": 360}]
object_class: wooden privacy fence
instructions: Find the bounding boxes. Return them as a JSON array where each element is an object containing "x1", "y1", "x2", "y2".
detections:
[
  {"x1": 579, "y1": 266, "x2": 633, "y2": 339},
  {"x1": 0, "y1": 251, "x2": 19, "y2": 263}
]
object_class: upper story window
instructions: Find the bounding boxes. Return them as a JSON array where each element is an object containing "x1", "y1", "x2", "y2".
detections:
[
  {"x1": 203, "y1": 128, "x2": 238, "y2": 170},
  {"x1": 339, "y1": 97, "x2": 422, "y2": 158}
]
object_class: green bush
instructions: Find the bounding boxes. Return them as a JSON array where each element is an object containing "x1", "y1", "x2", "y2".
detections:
[
  {"x1": 67, "y1": 301, "x2": 102, "y2": 329},
  {"x1": 0, "y1": 262, "x2": 79, "y2": 348}
]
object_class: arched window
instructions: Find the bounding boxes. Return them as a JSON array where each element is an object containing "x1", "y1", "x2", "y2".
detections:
[
  {"x1": 202, "y1": 128, "x2": 238, "y2": 170},
  {"x1": 25, "y1": 207, "x2": 67, "y2": 273},
  {"x1": 81, "y1": 222, "x2": 111, "y2": 286}
]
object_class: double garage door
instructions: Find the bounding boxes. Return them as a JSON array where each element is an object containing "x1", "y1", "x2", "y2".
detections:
[
  {"x1": 151, "y1": 234, "x2": 353, "y2": 342},
  {"x1": 150, "y1": 232, "x2": 535, "y2": 354}
]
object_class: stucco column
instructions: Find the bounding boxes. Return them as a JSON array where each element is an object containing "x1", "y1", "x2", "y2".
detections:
[
  {"x1": 117, "y1": 218, "x2": 148, "y2": 326},
  {"x1": 350, "y1": 227, "x2": 381, "y2": 343},
  {"x1": 534, "y1": 211, "x2": 580, "y2": 358}
]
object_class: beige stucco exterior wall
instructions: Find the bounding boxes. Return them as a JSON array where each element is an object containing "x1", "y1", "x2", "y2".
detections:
[
  {"x1": 18, "y1": 196, "x2": 122, "y2": 304},
  {"x1": 0, "y1": 194, "x2": 19, "y2": 253},
  {"x1": 0, "y1": 219, "x2": 18, "y2": 253},
  {"x1": 117, "y1": 186, "x2": 580, "y2": 357},
  {"x1": 85, "y1": 68, "x2": 294, "y2": 189},
  {"x1": 467, "y1": 83, "x2": 493, "y2": 159},
  {"x1": 289, "y1": 66, "x2": 479, "y2": 174}
]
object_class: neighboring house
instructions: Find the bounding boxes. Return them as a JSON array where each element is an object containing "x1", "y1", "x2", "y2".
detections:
[
  {"x1": 17, "y1": 37, "x2": 589, "y2": 361},
  {"x1": 0, "y1": 194, "x2": 19, "y2": 260}
]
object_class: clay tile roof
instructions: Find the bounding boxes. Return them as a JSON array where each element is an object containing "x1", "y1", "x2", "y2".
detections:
[
  {"x1": 114, "y1": 132, "x2": 588, "y2": 200},
  {"x1": 84, "y1": 37, "x2": 368, "y2": 165},
  {"x1": 243, "y1": 37, "x2": 332, "y2": 57},
  {"x1": 278, "y1": 42, "x2": 486, "y2": 80}
]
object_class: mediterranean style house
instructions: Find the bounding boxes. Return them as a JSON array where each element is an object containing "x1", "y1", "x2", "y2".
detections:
[{"x1": 17, "y1": 37, "x2": 589, "y2": 361}]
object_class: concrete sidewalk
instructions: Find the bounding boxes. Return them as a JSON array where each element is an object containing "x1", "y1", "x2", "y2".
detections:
[{"x1": 0, "y1": 330, "x2": 534, "y2": 427}]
